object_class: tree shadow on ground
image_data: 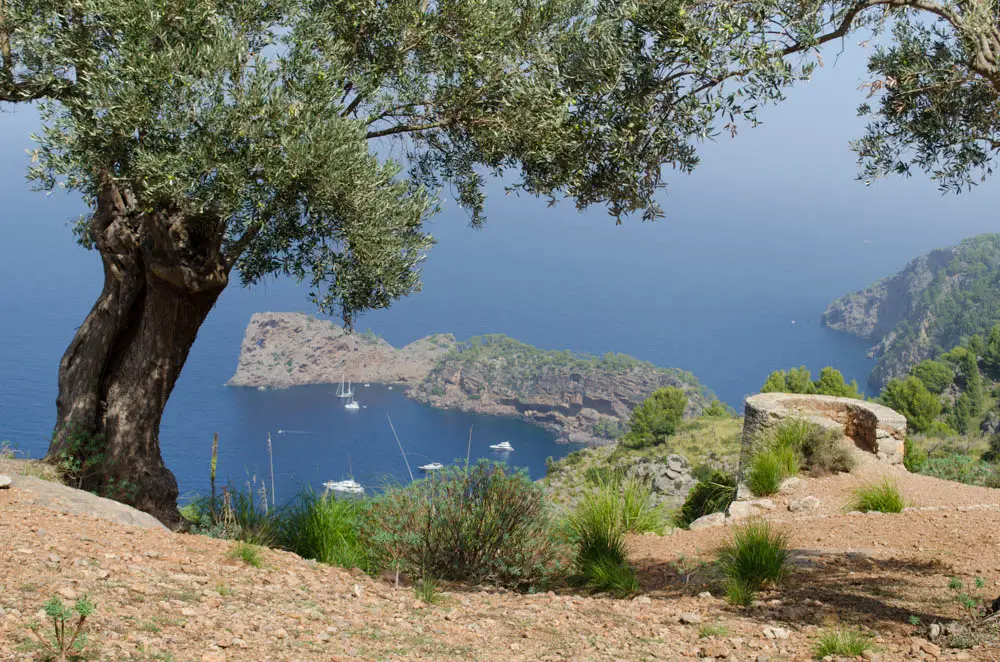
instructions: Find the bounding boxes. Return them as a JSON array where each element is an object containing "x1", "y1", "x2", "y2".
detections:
[{"x1": 633, "y1": 548, "x2": 960, "y2": 630}]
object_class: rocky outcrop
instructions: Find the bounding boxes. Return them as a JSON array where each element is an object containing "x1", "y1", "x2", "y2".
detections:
[
  {"x1": 626, "y1": 455, "x2": 696, "y2": 506},
  {"x1": 228, "y1": 312, "x2": 455, "y2": 388},
  {"x1": 823, "y1": 234, "x2": 1000, "y2": 391},
  {"x1": 741, "y1": 392, "x2": 907, "y2": 466},
  {"x1": 6, "y1": 474, "x2": 167, "y2": 530},
  {"x1": 230, "y1": 314, "x2": 713, "y2": 445}
]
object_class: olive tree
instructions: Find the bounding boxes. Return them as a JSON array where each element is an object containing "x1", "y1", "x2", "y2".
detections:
[{"x1": 1, "y1": 0, "x2": 807, "y2": 522}]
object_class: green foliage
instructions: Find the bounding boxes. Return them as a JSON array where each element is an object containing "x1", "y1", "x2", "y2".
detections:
[
  {"x1": 701, "y1": 400, "x2": 734, "y2": 418},
  {"x1": 796, "y1": 425, "x2": 856, "y2": 476},
  {"x1": 228, "y1": 542, "x2": 265, "y2": 568},
  {"x1": 911, "y1": 360, "x2": 955, "y2": 394},
  {"x1": 621, "y1": 387, "x2": 688, "y2": 449},
  {"x1": 182, "y1": 480, "x2": 280, "y2": 546},
  {"x1": 903, "y1": 438, "x2": 928, "y2": 473},
  {"x1": 879, "y1": 377, "x2": 942, "y2": 433},
  {"x1": 279, "y1": 488, "x2": 369, "y2": 571},
  {"x1": 717, "y1": 520, "x2": 789, "y2": 604},
  {"x1": 566, "y1": 475, "x2": 660, "y2": 598},
  {"x1": 850, "y1": 480, "x2": 906, "y2": 514},
  {"x1": 52, "y1": 423, "x2": 136, "y2": 500},
  {"x1": 948, "y1": 577, "x2": 991, "y2": 618},
  {"x1": 724, "y1": 578, "x2": 758, "y2": 607},
  {"x1": 813, "y1": 628, "x2": 873, "y2": 659},
  {"x1": 760, "y1": 366, "x2": 860, "y2": 398},
  {"x1": 698, "y1": 623, "x2": 730, "y2": 638},
  {"x1": 918, "y1": 455, "x2": 1000, "y2": 488},
  {"x1": 28, "y1": 595, "x2": 96, "y2": 660},
  {"x1": 363, "y1": 461, "x2": 566, "y2": 590},
  {"x1": 674, "y1": 472, "x2": 736, "y2": 528},
  {"x1": 591, "y1": 419, "x2": 629, "y2": 440},
  {"x1": 983, "y1": 434, "x2": 1000, "y2": 463},
  {"x1": 984, "y1": 325, "x2": 1000, "y2": 378},
  {"x1": 413, "y1": 576, "x2": 444, "y2": 605},
  {"x1": 746, "y1": 451, "x2": 786, "y2": 497}
]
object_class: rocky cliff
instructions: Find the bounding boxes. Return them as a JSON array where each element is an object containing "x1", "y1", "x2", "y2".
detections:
[
  {"x1": 229, "y1": 314, "x2": 713, "y2": 445},
  {"x1": 823, "y1": 234, "x2": 1000, "y2": 391}
]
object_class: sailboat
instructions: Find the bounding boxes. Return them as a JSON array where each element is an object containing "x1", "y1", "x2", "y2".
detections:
[
  {"x1": 344, "y1": 384, "x2": 360, "y2": 410},
  {"x1": 336, "y1": 373, "x2": 353, "y2": 399}
]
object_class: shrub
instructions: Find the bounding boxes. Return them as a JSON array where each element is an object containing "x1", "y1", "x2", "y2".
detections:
[
  {"x1": 982, "y1": 433, "x2": 1000, "y2": 463},
  {"x1": 717, "y1": 519, "x2": 789, "y2": 597},
  {"x1": 701, "y1": 400, "x2": 732, "y2": 418},
  {"x1": 903, "y1": 438, "x2": 928, "y2": 473},
  {"x1": 747, "y1": 451, "x2": 785, "y2": 496},
  {"x1": 280, "y1": 487, "x2": 369, "y2": 571},
  {"x1": 674, "y1": 471, "x2": 736, "y2": 528},
  {"x1": 850, "y1": 479, "x2": 906, "y2": 513},
  {"x1": 813, "y1": 628, "x2": 873, "y2": 658},
  {"x1": 724, "y1": 577, "x2": 757, "y2": 607},
  {"x1": 797, "y1": 425, "x2": 855, "y2": 475},
  {"x1": 363, "y1": 460, "x2": 567, "y2": 590},
  {"x1": 919, "y1": 455, "x2": 1000, "y2": 487},
  {"x1": 228, "y1": 541, "x2": 264, "y2": 568},
  {"x1": 621, "y1": 387, "x2": 688, "y2": 449},
  {"x1": 413, "y1": 576, "x2": 443, "y2": 605},
  {"x1": 911, "y1": 359, "x2": 954, "y2": 394}
]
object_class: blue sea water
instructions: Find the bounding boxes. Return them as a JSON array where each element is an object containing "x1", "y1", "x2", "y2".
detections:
[{"x1": 3, "y1": 45, "x2": 1000, "y2": 501}]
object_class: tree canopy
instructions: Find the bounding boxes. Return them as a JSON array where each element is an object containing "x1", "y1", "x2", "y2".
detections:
[
  {"x1": 760, "y1": 366, "x2": 860, "y2": 398},
  {"x1": 621, "y1": 386, "x2": 688, "y2": 449}
]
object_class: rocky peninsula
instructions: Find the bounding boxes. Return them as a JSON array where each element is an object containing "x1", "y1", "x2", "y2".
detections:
[
  {"x1": 229, "y1": 312, "x2": 713, "y2": 444},
  {"x1": 823, "y1": 234, "x2": 1000, "y2": 391}
]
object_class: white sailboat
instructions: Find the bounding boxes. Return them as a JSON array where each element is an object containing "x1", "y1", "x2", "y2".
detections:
[
  {"x1": 489, "y1": 441, "x2": 514, "y2": 452},
  {"x1": 344, "y1": 386, "x2": 360, "y2": 410},
  {"x1": 336, "y1": 373, "x2": 353, "y2": 399}
]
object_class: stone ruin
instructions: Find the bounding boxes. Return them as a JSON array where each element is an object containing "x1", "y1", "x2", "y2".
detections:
[{"x1": 739, "y1": 393, "x2": 908, "y2": 475}]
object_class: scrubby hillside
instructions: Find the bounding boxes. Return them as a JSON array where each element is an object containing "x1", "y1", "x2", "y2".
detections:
[{"x1": 824, "y1": 234, "x2": 1000, "y2": 391}]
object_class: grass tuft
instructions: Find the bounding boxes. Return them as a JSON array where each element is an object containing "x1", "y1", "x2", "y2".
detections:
[
  {"x1": 698, "y1": 622, "x2": 730, "y2": 638},
  {"x1": 279, "y1": 487, "x2": 369, "y2": 570},
  {"x1": 813, "y1": 628, "x2": 873, "y2": 658},
  {"x1": 227, "y1": 541, "x2": 264, "y2": 568},
  {"x1": 717, "y1": 519, "x2": 789, "y2": 604},
  {"x1": 580, "y1": 554, "x2": 640, "y2": 598},
  {"x1": 850, "y1": 479, "x2": 906, "y2": 513},
  {"x1": 413, "y1": 576, "x2": 444, "y2": 604},
  {"x1": 747, "y1": 450, "x2": 786, "y2": 496}
]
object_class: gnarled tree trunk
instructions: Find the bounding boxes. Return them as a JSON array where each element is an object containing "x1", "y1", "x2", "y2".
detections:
[{"x1": 48, "y1": 181, "x2": 228, "y2": 526}]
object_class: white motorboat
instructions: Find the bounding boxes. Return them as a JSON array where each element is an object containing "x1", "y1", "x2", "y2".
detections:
[
  {"x1": 323, "y1": 479, "x2": 364, "y2": 495},
  {"x1": 489, "y1": 441, "x2": 514, "y2": 451},
  {"x1": 419, "y1": 462, "x2": 444, "y2": 471}
]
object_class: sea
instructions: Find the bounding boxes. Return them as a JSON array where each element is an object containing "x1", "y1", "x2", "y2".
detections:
[{"x1": 2, "y1": 46, "x2": 999, "y2": 502}]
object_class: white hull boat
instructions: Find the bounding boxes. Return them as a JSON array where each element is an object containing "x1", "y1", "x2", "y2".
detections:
[
  {"x1": 419, "y1": 462, "x2": 444, "y2": 471},
  {"x1": 489, "y1": 441, "x2": 514, "y2": 452},
  {"x1": 323, "y1": 479, "x2": 364, "y2": 495}
]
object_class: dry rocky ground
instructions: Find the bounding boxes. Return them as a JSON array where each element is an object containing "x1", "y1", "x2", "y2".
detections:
[{"x1": 1, "y1": 458, "x2": 999, "y2": 661}]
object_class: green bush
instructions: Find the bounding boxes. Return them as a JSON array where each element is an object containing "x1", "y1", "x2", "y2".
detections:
[
  {"x1": 674, "y1": 471, "x2": 736, "y2": 528},
  {"x1": 566, "y1": 475, "x2": 658, "y2": 598},
  {"x1": 724, "y1": 577, "x2": 757, "y2": 607},
  {"x1": 621, "y1": 387, "x2": 688, "y2": 449},
  {"x1": 746, "y1": 451, "x2": 785, "y2": 496},
  {"x1": 760, "y1": 366, "x2": 860, "y2": 398},
  {"x1": 795, "y1": 423, "x2": 855, "y2": 475},
  {"x1": 911, "y1": 359, "x2": 955, "y2": 394},
  {"x1": 280, "y1": 487, "x2": 370, "y2": 571},
  {"x1": 363, "y1": 460, "x2": 567, "y2": 590},
  {"x1": 701, "y1": 400, "x2": 733, "y2": 418},
  {"x1": 919, "y1": 455, "x2": 1000, "y2": 487},
  {"x1": 903, "y1": 438, "x2": 928, "y2": 473},
  {"x1": 717, "y1": 519, "x2": 789, "y2": 601},
  {"x1": 228, "y1": 541, "x2": 264, "y2": 567},
  {"x1": 181, "y1": 480, "x2": 280, "y2": 546},
  {"x1": 850, "y1": 479, "x2": 906, "y2": 513},
  {"x1": 813, "y1": 628, "x2": 873, "y2": 658},
  {"x1": 879, "y1": 377, "x2": 942, "y2": 434}
]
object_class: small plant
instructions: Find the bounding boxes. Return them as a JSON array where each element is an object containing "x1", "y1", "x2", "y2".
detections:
[
  {"x1": 674, "y1": 471, "x2": 736, "y2": 528},
  {"x1": 724, "y1": 577, "x2": 757, "y2": 607},
  {"x1": 28, "y1": 595, "x2": 95, "y2": 661},
  {"x1": 717, "y1": 519, "x2": 789, "y2": 603},
  {"x1": 948, "y1": 577, "x2": 990, "y2": 617},
  {"x1": 908, "y1": 614, "x2": 922, "y2": 626},
  {"x1": 747, "y1": 450, "x2": 785, "y2": 496},
  {"x1": 813, "y1": 628, "x2": 873, "y2": 658},
  {"x1": 699, "y1": 622, "x2": 730, "y2": 638},
  {"x1": 903, "y1": 438, "x2": 928, "y2": 473},
  {"x1": 850, "y1": 479, "x2": 906, "y2": 513},
  {"x1": 413, "y1": 576, "x2": 444, "y2": 604},
  {"x1": 228, "y1": 541, "x2": 264, "y2": 568},
  {"x1": 579, "y1": 554, "x2": 640, "y2": 598},
  {"x1": 216, "y1": 583, "x2": 232, "y2": 597}
]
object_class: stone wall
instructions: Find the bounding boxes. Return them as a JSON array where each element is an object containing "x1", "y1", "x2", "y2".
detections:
[{"x1": 739, "y1": 393, "x2": 908, "y2": 476}]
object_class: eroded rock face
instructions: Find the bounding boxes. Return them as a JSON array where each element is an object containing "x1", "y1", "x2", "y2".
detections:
[
  {"x1": 626, "y1": 455, "x2": 695, "y2": 504},
  {"x1": 741, "y1": 393, "x2": 907, "y2": 465}
]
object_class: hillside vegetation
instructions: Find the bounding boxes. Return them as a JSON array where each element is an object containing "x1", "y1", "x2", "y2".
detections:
[{"x1": 824, "y1": 234, "x2": 1000, "y2": 391}]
